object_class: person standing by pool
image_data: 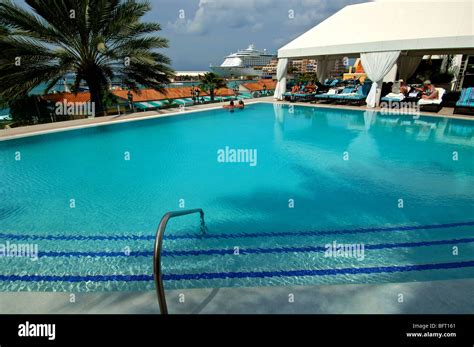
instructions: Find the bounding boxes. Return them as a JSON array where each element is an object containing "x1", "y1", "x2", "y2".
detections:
[
  {"x1": 127, "y1": 90, "x2": 134, "y2": 113},
  {"x1": 195, "y1": 88, "x2": 200, "y2": 103},
  {"x1": 191, "y1": 86, "x2": 196, "y2": 104}
]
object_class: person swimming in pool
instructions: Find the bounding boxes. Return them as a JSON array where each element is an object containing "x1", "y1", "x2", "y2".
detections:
[{"x1": 238, "y1": 100, "x2": 244, "y2": 108}]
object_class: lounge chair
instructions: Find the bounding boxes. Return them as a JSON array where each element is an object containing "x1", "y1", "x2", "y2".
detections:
[
  {"x1": 339, "y1": 81, "x2": 372, "y2": 106},
  {"x1": 453, "y1": 87, "x2": 474, "y2": 115},
  {"x1": 199, "y1": 96, "x2": 212, "y2": 103},
  {"x1": 312, "y1": 88, "x2": 338, "y2": 103},
  {"x1": 148, "y1": 100, "x2": 167, "y2": 108},
  {"x1": 173, "y1": 98, "x2": 194, "y2": 106},
  {"x1": 327, "y1": 87, "x2": 357, "y2": 103},
  {"x1": 418, "y1": 88, "x2": 446, "y2": 112},
  {"x1": 216, "y1": 96, "x2": 233, "y2": 102},
  {"x1": 134, "y1": 102, "x2": 157, "y2": 110},
  {"x1": 293, "y1": 91, "x2": 317, "y2": 102},
  {"x1": 381, "y1": 93, "x2": 405, "y2": 102},
  {"x1": 238, "y1": 93, "x2": 253, "y2": 100},
  {"x1": 380, "y1": 92, "x2": 407, "y2": 109}
]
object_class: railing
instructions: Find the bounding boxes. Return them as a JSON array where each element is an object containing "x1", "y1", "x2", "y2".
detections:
[{"x1": 153, "y1": 208, "x2": 206, "y2": 314}]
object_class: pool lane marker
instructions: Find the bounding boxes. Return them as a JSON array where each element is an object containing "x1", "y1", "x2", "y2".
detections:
[
  {"x1": 1, "y1": 260, "x2": 474, "y2": 283},
  {"x1": 1, "y1": 221, "x2": 473, "y2": 241},
  {"x1": 34, "y1": 237, "x2": 474, "y2": 258}
]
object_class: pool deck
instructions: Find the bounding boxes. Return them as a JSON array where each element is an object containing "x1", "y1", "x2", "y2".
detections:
[
  {"x1": 1, "y1": 97, "x2": 472, "y2": 141},
  {"x1": 1, "y1": 278, "x2": 473, "y2": 314}
]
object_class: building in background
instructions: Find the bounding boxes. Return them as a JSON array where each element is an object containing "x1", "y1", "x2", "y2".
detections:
[
  {"x1": 262, "y1": 59, "x2": 278, "y2": 76},
  {"x1": 328, "y1": 58, "x2": 348, "y2": 79},
  {"x1": 290, "y1": 59, "x2": 318, "y2": 73}
]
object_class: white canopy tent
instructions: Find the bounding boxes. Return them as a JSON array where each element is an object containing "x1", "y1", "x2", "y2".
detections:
[{"x1": 274, "y1": 0, "x2": 474, "y2": 106}]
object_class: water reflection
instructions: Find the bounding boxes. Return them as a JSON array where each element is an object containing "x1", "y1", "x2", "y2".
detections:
[{"x1": 272, "y1": 104, "x2": 474, "y2": 147}]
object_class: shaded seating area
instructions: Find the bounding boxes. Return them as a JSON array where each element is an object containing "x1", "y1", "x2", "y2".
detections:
[{"x1": 274, "y1": 0, "x2": 474, "y2": 114}]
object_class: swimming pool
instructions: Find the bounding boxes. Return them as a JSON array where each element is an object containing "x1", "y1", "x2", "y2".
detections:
[{"x1": 0, "y1": 102, "x2": 473, "y2": 292}]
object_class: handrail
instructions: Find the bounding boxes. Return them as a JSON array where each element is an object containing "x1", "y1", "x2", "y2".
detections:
[{"x1": 153, "y1": 208, "x2": 206, "y2": 314}]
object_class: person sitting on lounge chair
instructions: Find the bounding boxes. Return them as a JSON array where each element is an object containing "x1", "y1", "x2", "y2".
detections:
[
  {"x1": 399, "y1": 80, "x2": 410, "y2": 95},
  {"x1": 384, "y1": 80, "x2": 411, "y2": 100},
  {"x1": 305, "y1": 82, "x2": 316, "y2": 93},
  {"x1": 416, "y1": 80, "x2": 438, "y2": 100}
]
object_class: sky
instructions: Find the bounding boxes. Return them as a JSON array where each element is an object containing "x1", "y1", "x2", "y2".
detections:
[
  {"x1": 15, "y1": 0, "x2": 369, "y2": 71},
  {"x1": 145, "y1": 0, "x2": 368, "y2": 70}
]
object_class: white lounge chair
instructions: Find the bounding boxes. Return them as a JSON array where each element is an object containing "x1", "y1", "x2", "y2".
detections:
[{"x1": 418, "y1": 88, "x2": 446, "y2": 112}]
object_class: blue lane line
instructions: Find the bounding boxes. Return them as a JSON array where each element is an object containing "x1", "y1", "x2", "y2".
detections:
[
  {"x1": 170, "y1": 221, "x2": 474, "y2": 240},
  {"x1": 33, "y1": 237, "x2": 474, "y2": 258},
  {"x1": 1, "y1": 260, "x2": 473, "y2": 283},
  {"x1": 163, "y1": 260, "x2": 474, "y2": 281},
  {"x1": 0, "y1": 221, "x2": 473, "y2": 241}
]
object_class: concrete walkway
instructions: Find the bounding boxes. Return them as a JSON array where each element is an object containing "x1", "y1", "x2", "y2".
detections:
[{"x1": 1, "y1": 279, "x2": 473, "y2": 314}]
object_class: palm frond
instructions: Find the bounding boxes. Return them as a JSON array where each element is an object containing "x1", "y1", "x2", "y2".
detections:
[{"x1": 0, "y1": 0, "x2": 173, "y2": 116}]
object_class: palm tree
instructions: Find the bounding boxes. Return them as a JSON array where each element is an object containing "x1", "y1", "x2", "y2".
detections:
[
  {"x1": 0, "y1": 0, "x2": 174, "y2": 117},
  {"x1": 200, "y1": 72, "x2": 226, "y2": 101}
]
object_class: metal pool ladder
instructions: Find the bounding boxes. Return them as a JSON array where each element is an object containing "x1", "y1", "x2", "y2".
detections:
[{"x1": 153, "y1": 208, "x2": 207, "y2": 314}]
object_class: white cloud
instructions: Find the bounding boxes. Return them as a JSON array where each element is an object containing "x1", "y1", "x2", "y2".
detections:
[
  {"x1": 168, "y1": 0, "x2": 274, "y2": 35},
  {"x1": 284, "y1": 0, "x2": 369, "y2": 26}
]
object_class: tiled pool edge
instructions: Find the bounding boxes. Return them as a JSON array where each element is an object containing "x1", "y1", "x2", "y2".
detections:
[{"x1": 1, "y1": 278, "x2": 473, "y2": 314}]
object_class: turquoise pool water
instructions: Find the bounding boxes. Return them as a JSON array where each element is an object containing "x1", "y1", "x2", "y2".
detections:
[{"x1": 0, "y1": 102, "x2": 473, "y2": 292}]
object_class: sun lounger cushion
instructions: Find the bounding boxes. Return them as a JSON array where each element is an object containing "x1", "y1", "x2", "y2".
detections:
[
  {"x1": 314, "y1": 89, "x2": 338, "y2": 99},
  {"x1": 381, "y1": 93, "x2": 405, "y2": 101},
  {"x1": 418, "y1": 88, "x2": 446, "y2": 105},
  {"x1": 455, "y1": 87, "x2": 474, "y2": 107}
]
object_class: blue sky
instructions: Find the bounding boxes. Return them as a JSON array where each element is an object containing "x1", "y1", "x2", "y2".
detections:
[{"x1": 145, "y1": 0, "x2": 367, "y2": 70}]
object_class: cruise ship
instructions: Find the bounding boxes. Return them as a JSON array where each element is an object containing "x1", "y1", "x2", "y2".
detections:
[{"x1": 210, "y1": 44, "x2": 276, "y2": 77}]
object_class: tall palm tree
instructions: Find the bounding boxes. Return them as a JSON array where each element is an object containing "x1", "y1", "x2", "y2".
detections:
[
  {"x1": 200, "y1": 72, "x2": 226, "y2": 101},
  {"x1": 0, "y1": 0, "x2": 174, "y2": 117}
]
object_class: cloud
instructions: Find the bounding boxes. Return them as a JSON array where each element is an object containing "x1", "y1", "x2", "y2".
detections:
[
  {"x1": 283, "y1": 0, "x2": 369, "y2": 26},
  {"x1": 168, "y1": 0, "x2": 273, "y2": 35},
  {"x1": 160, "y1": 0, "x2": 369, "y2": 69}
]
